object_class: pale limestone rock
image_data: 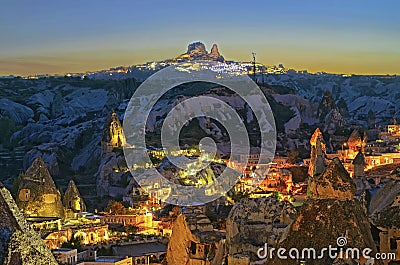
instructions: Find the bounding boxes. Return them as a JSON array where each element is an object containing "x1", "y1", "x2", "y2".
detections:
[{"x1": 0, "y1": 98, "x2": 34, "y2": 124}]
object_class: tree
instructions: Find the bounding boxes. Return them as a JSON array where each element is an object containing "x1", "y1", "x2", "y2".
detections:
[
  {"x1": 11, "y1": 174, "x2": 23, "y2": 198},
  {"x1": 287, "y1": 150, "x2": 299, "y2": 164},
  {"x1": 367, "y1": 110, "x2": 376, "y2": 128},
  {"x1": 148, "y1": 153, "x2": 162, "y2": 166},
  {"x1": 0, "y1": 117, "x2": 16, "y2": 149},
  {"x1": 273, "y1": 191, "x2": 282, "y2": 201},
  {"x1": 105, "y1": 200, "x2": 126, "y2": 215},
  {"x1": 126, "y1": 225, "x2": 138, "y2": 235},
  {"x1": 61, "y1": 236, "x2": 83, "y2": 252}
]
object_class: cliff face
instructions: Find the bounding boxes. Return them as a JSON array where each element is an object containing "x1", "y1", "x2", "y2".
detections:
[
  {"x1": 226, "y1": 197, "x2": 296, "y2": 263},
  {"x1": 15, "y1": 157, "x2": 64, "y2": 218},
  {"x1": 0, "y1": 182, "x2": 58, "y2": 265}
]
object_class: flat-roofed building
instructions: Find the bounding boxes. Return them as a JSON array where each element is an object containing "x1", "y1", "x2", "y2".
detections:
[
  {"x1": 77, "y1": 256, "x2": 132, "y2": 265},
  {"x1": 113, "y1": 242, "x2": 167, "y2": 265},
  {"x1": 52, "y1": 248, "x2": 78, "y2": 265}
]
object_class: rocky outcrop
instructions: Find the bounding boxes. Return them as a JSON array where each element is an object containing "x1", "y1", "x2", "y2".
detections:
[
  {"x1": 370, "y1": 201, "x2": 400, "y2": 230},
  {"x1": 337, "y1": 98, "x2": 350, "y2": 118},
  {"x1": 63, "y1": 180, "x2": 86, "y2": 215},
  {"x1": 369, "y1": 179, "x2": 400, "y2": 215},
  {"x1": 166, "y1": 208, "x2": 225, "y2": 265},
  {"x1": 308, "y1": 128, "x2": 327, "y2": 177},
  {"x1": 96, "y1": 151, "x2": 129, "y2": 198},
  {"x1": 27, "y1": 90, "x2": 55, "y2": 118},
  {"x1": 226, "y1": 197, "x2": 297, "y2": 263},
  {"x1": 15, "y1": 157, "x2": 64, "y2": 218},
  {"x1": 0, "y1": 98, "x2": 34, "y2": 125},
  {"x1": 177, "y1": 42, "x2": 224, "y2": 61},
  {"x1": 269, "y1": 159, "x2": 380, "y2": 265},
  {"x1": 0, "y1": 182, "x2": 58, "y2": 265},
  {"x1": 353, "y1": 152, "x2": 365, "y2": 177},
  {"x1": 23, "y1": 143, "x2": 60, "y2": 177},
  {"x1": 101, "y1": 110, "x2": 125, "y2": 154},
  {"x1": 272, "y1": 93, "x2": 318, "y2": 133},
  {"x1": 309, "y1": 158, "x2": 356, "y2": 200},
  {"x1": 347, "y1": 129, "x2": 366, "y2": 152},
  {"x1": 322, "y1": 108, "x2": 346, "y2": 133},
  {"x1": 97, "y1": 109, "x2": 129, "y2": 198},
  {"x1": 317, "y1": 90, "x2": 346, "y2": 132},
  {"x1": 208, "y1": 44, "x2": 224, "y2": 61},
  {"x1": 187, "y1": 42, "x2": 207, "y2": 56},
  {"x1": 317, "y1": 90, "x2": 337, "y2": 123},
  {"x1": 71, "y1": 135, "x2": 101, "y2": 171},
  {"x1": 269, "y1": 199, "x2": 379, "y2": 265}
]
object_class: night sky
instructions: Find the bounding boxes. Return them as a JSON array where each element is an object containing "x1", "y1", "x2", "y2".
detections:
[{"x1": 1, "y1": 0, "x2": 399, "y2": 76}]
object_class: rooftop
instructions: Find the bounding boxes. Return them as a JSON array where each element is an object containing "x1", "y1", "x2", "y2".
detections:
[
  {"x1": 95, "y1": 256, "x2": 127, "y2": 262},
  {"x1": 52, "y1": 248, "x2": 76, "y2": 253},
  {"x1": 113, "y1": 242, "x2": 166, "y2": 257}
]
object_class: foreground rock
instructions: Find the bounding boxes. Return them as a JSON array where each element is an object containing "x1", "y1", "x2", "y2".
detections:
[
  {"x1": 0, "y1": 182, "x2": 58, "y2": 265},
  {"x1": 269, "y1": 158, "x2": 380, "y2": 265},
  {"x1": 165, "y1": 208, "x2": 225, "y2": 265},
  {"x1": 226, "y1": 197, "x2": 297, "y2": 264}
]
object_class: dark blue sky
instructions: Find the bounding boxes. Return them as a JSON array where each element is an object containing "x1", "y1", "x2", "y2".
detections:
[{"x1": 1, "y1": 0, "x2": 399, "y2": 75}]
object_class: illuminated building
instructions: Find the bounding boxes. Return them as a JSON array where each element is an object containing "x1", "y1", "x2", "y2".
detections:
[
  {"x1": 44, "y1": 225, "x2": 109, "y2": 250},
  {"x1": 101, "y1": 110, "x2": 126, "y2": 154},
  {"x1": 388, "y1": 124, "x2": 400, "y2": 137},
  {"x1": 337, "y1": 129, "x2": 399, "y2": 176},
  {"x1": 77, "y1": 256, "x2": 132, "y2": 265},
  {"x1": 52, "y1": 248, "x2": 78, "y2": 265},
  {"x1": 113, "y1": 242, "x2": 166, "y2": 265}
]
